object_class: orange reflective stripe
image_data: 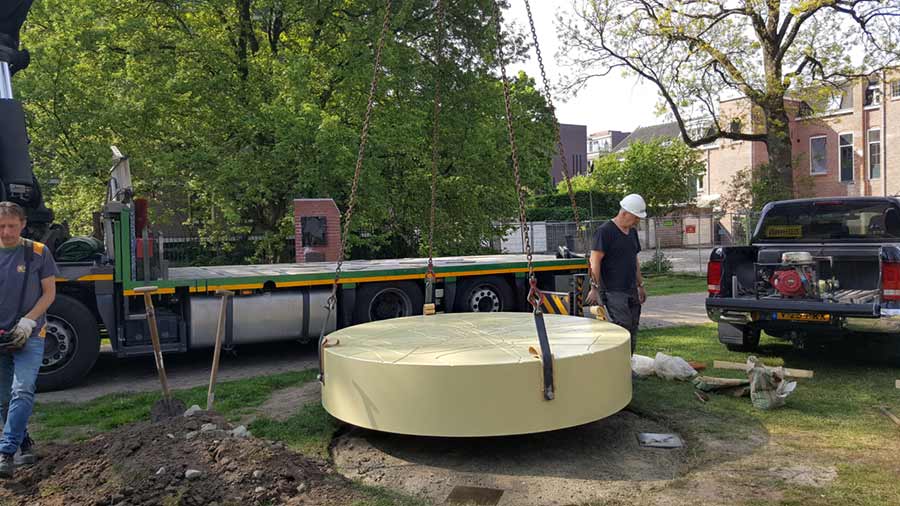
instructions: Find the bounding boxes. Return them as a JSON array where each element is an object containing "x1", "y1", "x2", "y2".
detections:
[{"x1": 32, "y1": 241, "x2": 46, "y2": 256}]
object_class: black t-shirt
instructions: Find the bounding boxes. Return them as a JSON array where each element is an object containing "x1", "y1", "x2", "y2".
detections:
[{"x1": 592, "y1": 220, "x2": 641, "y2": 292}]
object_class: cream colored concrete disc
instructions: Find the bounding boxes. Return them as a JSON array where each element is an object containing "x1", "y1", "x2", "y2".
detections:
[{"x1": 321, "y1": 312, "x2": 632, "y2": 437}]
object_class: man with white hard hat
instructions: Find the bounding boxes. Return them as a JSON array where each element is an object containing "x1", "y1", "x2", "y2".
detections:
[{"x1": 585, "y1": 193, "x2": 647, "y2": 354}]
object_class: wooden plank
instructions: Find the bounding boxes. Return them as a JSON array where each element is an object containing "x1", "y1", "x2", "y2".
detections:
[
  {"x1": 694, "y1": 376, "x2": 749, "y2": 387},
  {"x1": 896, "y1": 379, "x2": 899, "y2": 389},
  {"x1": 713, "y1": 360, "x2": 814, "y2": 379},
  {"x1": 879, "y1": 406, "x2": 900, "y2": 428}
]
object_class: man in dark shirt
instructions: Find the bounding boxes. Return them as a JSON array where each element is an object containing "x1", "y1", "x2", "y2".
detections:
[
  {"x1": 585, "y1": 194, "x2": 647, "y2": 354},
  {"x1": 0, "y1": 201, "x2": 59, "y2": 478}
]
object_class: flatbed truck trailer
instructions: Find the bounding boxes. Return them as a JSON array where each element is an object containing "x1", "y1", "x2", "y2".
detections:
[{"x1": 45, "y1": 200, "x2": 587, "y2": 391}]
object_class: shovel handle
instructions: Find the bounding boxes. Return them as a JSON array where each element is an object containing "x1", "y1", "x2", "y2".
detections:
[
  {"x1": 137, "y1": 286, "x2": 173, "y2": 405},
  {"x1": 207, "y1": 290, "x2": 234, "y2": 410}
]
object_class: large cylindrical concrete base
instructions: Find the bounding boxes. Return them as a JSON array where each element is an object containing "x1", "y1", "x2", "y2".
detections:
[{"x1": 322, "y1": 313, "x2": 632, "y2": 437}]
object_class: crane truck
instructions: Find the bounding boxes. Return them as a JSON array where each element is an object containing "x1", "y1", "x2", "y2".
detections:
[{"x1": 1, "y1": 2, "x2": 588, "y2": 391}]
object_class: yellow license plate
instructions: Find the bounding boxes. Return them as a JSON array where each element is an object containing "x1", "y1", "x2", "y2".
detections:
[{"x1": 776, "y1": 312, "x2": 831, "y2": 322}]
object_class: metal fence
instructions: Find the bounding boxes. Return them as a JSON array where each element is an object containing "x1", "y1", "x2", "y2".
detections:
[
  {"x1": 494, "y1": 212, "x2": 763, "y2": 274},
  {"x1": 160, "y1": 235, "x2": 296, "y2": 267}
]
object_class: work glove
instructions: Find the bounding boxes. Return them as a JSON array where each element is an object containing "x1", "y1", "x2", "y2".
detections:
[{"x1": 7, "y1": 318, "x2": 36, "y2": 349}]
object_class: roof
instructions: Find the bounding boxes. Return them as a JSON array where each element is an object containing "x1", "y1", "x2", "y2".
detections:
[{"x1": 614, "y1": 122, "x2": 682, "y2": 151}]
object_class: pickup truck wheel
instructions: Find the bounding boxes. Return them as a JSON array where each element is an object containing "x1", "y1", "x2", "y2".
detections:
[
  {"x1": 37, "y1": 294, "x2": 101, "y2": 392},
  {"x1": 725, "y1": 327, "x2": 761, "y2": 352},
  {"x1": 354, "y1": 281, "x2": 424, "y2": 324},
  {"x1": 454, "y1": 276, "x2": 514, "y2": 312}
]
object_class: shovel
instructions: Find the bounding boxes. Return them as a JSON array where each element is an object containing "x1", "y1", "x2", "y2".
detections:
[
  {"x1": 135, "y1": 286, "x2": 185, "y2": 420},
  {"x1": 206, "y1": 289, "x2": 234, "y2": 411}
]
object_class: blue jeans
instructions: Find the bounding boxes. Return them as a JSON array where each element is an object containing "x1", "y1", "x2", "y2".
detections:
[{"x1": 0, "y1": 337, "x2": 44, "y2": 455}]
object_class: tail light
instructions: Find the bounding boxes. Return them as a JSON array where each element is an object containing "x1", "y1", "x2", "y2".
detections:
[
  {"x1": 707, "y1": 259, "x2": 722, "y2": 295},
  {"x1": 882, "y1": 261, "x2": 900, "y2": 301}
]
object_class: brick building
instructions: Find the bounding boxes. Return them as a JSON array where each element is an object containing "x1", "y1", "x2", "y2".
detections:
[
  {"x1": 587, "y1": 130, "x2": 630, "y2": 166},
  {"x1": 608, "y1": 71, "x2": 900, "y2": 208}
]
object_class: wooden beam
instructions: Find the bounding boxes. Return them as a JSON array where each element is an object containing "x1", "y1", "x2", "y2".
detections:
[
  {"x1": 879, "y1": 406, "x2": 900, "y2": 428},
  {"x1": 713, "y1": 360, "x2": 814, "y2": 379}
]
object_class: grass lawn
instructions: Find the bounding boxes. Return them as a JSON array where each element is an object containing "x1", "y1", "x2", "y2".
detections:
[
  {"x1": 642, "y1": 272, "x2": 707, "y2": 296},
  {"x1": 631, "y1": 324, "x2": 900, "y2": 506},
  {"x1": 31, "y1": 324, "x2": 900, "y2": 505}
]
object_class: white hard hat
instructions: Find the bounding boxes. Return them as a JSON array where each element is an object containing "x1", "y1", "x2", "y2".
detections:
[{"x1": 620, "y1": 194, "x2": 647, "y2": 218}]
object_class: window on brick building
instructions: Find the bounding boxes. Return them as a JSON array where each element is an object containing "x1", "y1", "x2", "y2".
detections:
[
  {"x1": 839, "y1": 133, "x2": 854, "y2": 182},
  {"x1": 868, "y1": 129, "x2": 881, "y2": 179},
  {"x1": 865, "y1": 81, "x2": 882, "y2": 107},
  {"x1": 810, "y1": 136, "x2": 828, "y2": 175},
  {"x1": 892, "y1": 81, "x2": 900, "y2": 99}
]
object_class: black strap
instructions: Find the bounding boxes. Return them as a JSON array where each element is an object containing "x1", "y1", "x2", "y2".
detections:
[
  {"x1": 533, "y1": 311, "x2": 554, "y2": 400},
  {"x1": 15, "y1": 239, "x2": 33, "y2": 320}
]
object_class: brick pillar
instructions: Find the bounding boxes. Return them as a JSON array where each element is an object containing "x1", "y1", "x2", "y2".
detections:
[{"x1": 293, "y1": 199, "x2": 341, "y2": 262}]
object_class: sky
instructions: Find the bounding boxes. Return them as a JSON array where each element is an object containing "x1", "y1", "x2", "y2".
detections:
[{"x1": 504, "y1": 2, "x2": 662, "y2": 135}]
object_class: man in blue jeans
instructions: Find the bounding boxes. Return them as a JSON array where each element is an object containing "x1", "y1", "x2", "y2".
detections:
[{"x1": 0, "y1": 201, "x2": 58, "y2": 479}]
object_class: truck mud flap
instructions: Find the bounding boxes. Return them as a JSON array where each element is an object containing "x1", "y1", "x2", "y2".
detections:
[{"x1": 717, "y1": 322, "x2": 746, "y2": 345}]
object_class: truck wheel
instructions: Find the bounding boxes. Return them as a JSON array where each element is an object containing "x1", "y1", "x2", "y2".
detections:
[
  {"x1": 354, "y1": 281, "x2": 424, "y2": 324},
  {"x1": 455, "y1": 276, "x2": 514, "y2": 313},
  {"x1": 37, "y1": 294, "x2": 101, "y2": 392}
]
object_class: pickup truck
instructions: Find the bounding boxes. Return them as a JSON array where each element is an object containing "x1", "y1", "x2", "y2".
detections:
[{"x1": 706, "y1": 197, "x2": 900, "y2": 352}]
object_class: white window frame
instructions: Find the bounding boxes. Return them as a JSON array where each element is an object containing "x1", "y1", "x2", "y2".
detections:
[
  {"x1": 865, "y1": 84, "x2": 882, "y2": 108},
  {"x1": 809, "y1": 135, "x2": 828, "y2": 175},
  {"x1": 868, "y1": 128, "x2": 882, "y2": 180},
  {"x1": 892, "y1": 81, "x2": 900, "y2": 100},
  {"x1": 838, "y1": 132, "x2": 854, "y2": 183}
]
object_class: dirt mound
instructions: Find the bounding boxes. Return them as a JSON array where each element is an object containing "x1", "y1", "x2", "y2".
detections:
[{"x1": 0, "y1": 412, "x2": 360, "y2": 506}]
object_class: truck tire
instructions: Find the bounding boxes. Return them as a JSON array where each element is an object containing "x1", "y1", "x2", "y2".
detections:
[
  {"x1": 37, "y1": 294, "x2": 101, "y2": 392},
  {"x1": 354, "y1": 281, "x2": 424, "y2": 324},
  {"x1": 454, "y1": 276, "x2": 514, "y2": 313}
]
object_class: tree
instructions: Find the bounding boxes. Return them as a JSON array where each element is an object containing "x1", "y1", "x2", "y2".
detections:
[
  {"x1": 592, "y1": 140, "x2": 704, "y2": 215},
  {"x1": 17, "y1": 1, "x2": 557, "y2": 260},
  {"x1": 561, "y1": 0, "x2": 900, "y2": 190}
]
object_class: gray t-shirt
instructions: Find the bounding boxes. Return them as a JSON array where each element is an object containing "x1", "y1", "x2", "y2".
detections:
[{"x1": 0, "y1": 240, "x2": 60, "y2": 337}]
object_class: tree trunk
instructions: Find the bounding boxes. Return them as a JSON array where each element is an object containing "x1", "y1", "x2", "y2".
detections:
[{"x1": 762, "y1": 98, "x2": 793, "y2": 191}]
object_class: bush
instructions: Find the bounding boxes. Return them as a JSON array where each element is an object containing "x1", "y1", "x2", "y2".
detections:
[{"x1": 641, "y1": 249, "x2": 672, "y2": 275}]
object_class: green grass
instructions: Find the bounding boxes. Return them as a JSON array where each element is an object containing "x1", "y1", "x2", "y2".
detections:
[
  {"x1": 642, "y1": 273, "x2": 707, "y2": 296},
  {"x1": 32, "y1": 369, "x2": 317, "y2": 441},
  {"x1": 31, "y1": 325, "x2": 900, "y2": 506},
  {"x1": 632, "y1": 324, "x2": 900, "y2": 505},
  {"x1": 250, "y1": 402, "x2": 339, "y2": 459}
]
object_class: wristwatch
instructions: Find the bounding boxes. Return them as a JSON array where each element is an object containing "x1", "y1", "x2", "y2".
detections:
[{"x1": 590, "y1": 280, "x2": 600, "y2": 289}]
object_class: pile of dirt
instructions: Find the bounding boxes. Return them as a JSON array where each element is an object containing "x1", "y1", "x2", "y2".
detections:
[{"x1": 0, "y1": 411, "x2": 361, "y2": 506}]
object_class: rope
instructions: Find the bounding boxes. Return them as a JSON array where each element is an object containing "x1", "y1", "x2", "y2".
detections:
[{"x1": 318, "y1": 0, "x2": 394, "y2": 383}]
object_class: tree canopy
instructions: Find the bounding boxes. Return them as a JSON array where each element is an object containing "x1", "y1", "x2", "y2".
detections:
[
  {"x1": 561, "y1": 0, "x2": 900, "y2": 189},
  {"x1": 592, "y1": 140, "x2": 705, "y2": 215},
  {"x1": 17, "y1": 0, "x2": 559, "y2": 261}
]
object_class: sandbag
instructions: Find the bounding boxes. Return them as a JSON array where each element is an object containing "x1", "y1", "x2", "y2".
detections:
[{"x1": 654, "y1": 352, "x2": 697, "y2": 381}]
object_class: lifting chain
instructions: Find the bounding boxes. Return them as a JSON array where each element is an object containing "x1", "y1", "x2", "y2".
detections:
[
  {"x1": 492, "y1": 0, "x2": 554, "y2": 401},
  {"x1": 522, "y1": 0, "x2": 585, "y2": 265},
  {"x1": 425, "y1": 0, "x2": 447, "y2": 311},
  {"x1": 491, "y1": 2, "x2": 539, "y2": 311},
  {"x1": 319, "y1": 0, "x2": 394, "y2": 383}
]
